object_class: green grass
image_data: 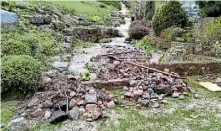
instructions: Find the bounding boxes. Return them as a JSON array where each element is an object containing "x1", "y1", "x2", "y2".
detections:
[
  {"x1": 30, "y1": 122, "x2": 62, "y2": 131},
  {"x1": 50, "y1": 1, "x2": 119, "y2": 24},
  {"x1": 99, "y1": 77, "x2": 221, "y2": 131},
  {"x1": 1, "y1": 101, "x2": 18, "y2": 130}
]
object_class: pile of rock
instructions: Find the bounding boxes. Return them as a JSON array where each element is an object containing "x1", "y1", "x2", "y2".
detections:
[{"x1": 16, "y1": 74, "x2": 116, "y2": 123}]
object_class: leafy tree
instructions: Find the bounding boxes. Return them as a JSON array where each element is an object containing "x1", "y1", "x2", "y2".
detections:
[{"x1": 152, "y1": 1, "x2": 187, "y2": 36}]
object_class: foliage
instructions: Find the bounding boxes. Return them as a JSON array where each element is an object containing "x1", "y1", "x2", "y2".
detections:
[
  {"x1": 129, "y1": 20, "x2": 151, "y2": 39},
  {"x1": 98, "y1": 38, "x2": 111, "y2": 43},
  {"x1": 196, "y1": 1, "x2": 221, "y2": 17},
  {"x1": 1, "y1": 101, "x2": 17, "y2": 130},
  {"x1": 160, "y1": 27, "x2": 186, "y2": 42},
  {"x1": 1, "y1": 55, "x2": 42, "y2": 93},
  {"x1": 144, "y1": 1, "x2": 155, "y2": 20},
  {"x1": 152, "y1": 1, "x2": 188, "y2": 36},
  {"x1": 205, "y1": 17, "x2": 221, "y2": 41},
  {"x1": 80, "y1": 70, "x2": 91, "y2": 81},
  {"x1": 138, "y1": 36, "x2": 157, "y2": 53}
]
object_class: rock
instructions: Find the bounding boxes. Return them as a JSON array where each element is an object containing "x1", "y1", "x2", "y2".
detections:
[
  {"x1": 216, "y1": 78, "x2": 221, "y2": 86},
  {"x1": 154, "y1": 85, "x2": 172, "y2": 95},
  {"x1": 1, "y1": 9, "x2": 19, "y2": 30},
  {"x1": 44, "y1": 110, "x2": 51, "y2": 119},
  {"x1": 161, "y1": 99, "x2": 168, "y2": 104},
  {"x1": 178, "y1": 94, "x2": 185, "y2": 100},
  {"x1": 113, "y1": 61, "x2": 120, "y2": 65},
  {"x1": 89, "y1": 88, "x2": 96, "y2": 95},
  {"x1": 106, "y1": 100, "x2": 115, "y2": 108},
  {"x1": 30, "y1": 14, "x2": 45, "y2": 24},
  {"x1": 31, "y1": 108, "x2": 43, "y2": 118},
  {"x1": 52, "y1": 61, "x2": 69, "y2": 71},
  {"x1": 117, "y1": 30, "x2": 124, "y2": 37},
  {"x1": 69, "y1": 99, "x2": 77, "y2": 108},
  {"x1": 50, "y1": 110, "x2": 68, "y2": 124},
  {"x1": 16, "y1": 1, "x2": 29, "y2": 9},
  {"x1": 85, "y1": 94, "x2": 97, "y2": 104},
  {"x1": 54, "y1": 21, "x2": 65, "y2": 30},
  {"x1": 42, "y1": 77, "x2": 52, "y2": 85},
  {"x1": 140, "y1": 99, "x2": 149, "y2": 107},
  {"x1": 8, "y1": 117, "x2": 29, "y2": 131},
  {"x1": 194, "y1": 93, "x2": 200, "y2": 99},
  {"x1": 129, "y1": 80, "x2": 137, "y2": 87},
  {"x1": 43, "y1": 100, "x2": 53, "y2": 108},
  {"x1": 68, "y1": 107, "x2": 80, "y2": 120},
  {"x1": 124, "y1": 91, "x2": 133, "y2": 98},
  {"x1": 172, "y1": 92, "x2": 180, "y2": 98},
  {"x1": 152, "y1": 102, "x2": 160, "y2": 108},
  {"x1": 147, "y1": 88, "x2": 154, "y2": 95},
  {"x1": 85, "y1": 104, "x2": 102, "y2": 120},
  {"x1": 45, "y1": 70, "x2": 57, "y2": 78},
  {"x1": 70, "y1": 91, "x2": 76, "y2": 97},
  {"x1": 142, "y1": 93, "x2": 150, "y2": 99},
  {"x1": 79, "y1": 108, "x2": 86, "y2": 114},
  {"x1": 62, "y1": 28, "x2": 73, "y2": 36},
  {"x1": 123, "y1": 86, "x2": 129, "y2": 91},
  {"x1": 164, "y1": 68, "x2": 170, "y2": 73},
  {"x1": 136, "y1": 104, "x2": 141, "y2": 109},
  {"x1": 44, "y1": 15, "x2": 51, "y2": 24},
  {"x1": 133, "y1": 90, "x2": 143, "y2": 97},
  {"x1": 28, "y1": 97, "x2": 39, "y2": 107}
]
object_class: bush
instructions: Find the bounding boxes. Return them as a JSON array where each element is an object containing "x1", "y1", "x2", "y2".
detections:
[
  {"x1": 160, "y1": 27, "x2": 185, "y2": 42},
  {"x1": 205, "y1": 17, "x2": 221, "y2": 41},
  {"x1": 197, "y1": 1, "x2": 221, "y2": 17},
  {"x1": 153, "y1": 1, "x2": 188, "y2": 36},
  {"x1": 129, "y1": 20, "x2": 151, "y2": 39},
  {"x1": 138, "y1": 36, "x2": 156, "y2": 53},
  {"x1": 1, "y1": 55, "x2": 42, "y2": 93}
]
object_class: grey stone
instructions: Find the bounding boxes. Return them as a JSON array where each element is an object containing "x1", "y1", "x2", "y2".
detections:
[
  {"x1": 194, "y1": 93, "x2": 200, "y2": 99},
  {"x1": 50, "y1": 110, "x2": 68, "y2": 124},
  {"x1": 216, "y1": 78, "x2": 221, "y2": 86},
  {"x1": 30, "y1": 14, "x2": 44, "y2": 24},
  {"x1": 172, "y1": 92, "x2": 180, "y2": 98},
  {"x1": 147, "y1": 88, "x2": 154, "y2": 95},
  {"x1": 45, "y1": 70, "x2": 57, "y2": 78},
  {"x1": 28, "y1": 97, "x2": 39, "y2": 107},
  {"x1": 152, "y1": 102, "x2": 160, "y2": 108},
  {"x1": 154, "y1": 85, "x2": 172, "y2": 95},
  {"x1": 68, "y1": 107, "x2": 80, "y2": 120},
  {"x1": 129, "y1": 80, "x2": 137, "y2": 87},
  {"x1": 31, "y1": 108, "x2": 43, "y2": 118},
  {"x1": 62, "y1": 28, "x2": 73, "y2": 36},
  {"x1": 85, "y1": 94, "x2": 97, "y2": 104},
  {"x1": 44, "y1": 15, "x2": 51, "y2": 24},
  {"x1": 43, "y1": 100, "x2": 53, "y2": 108},
  {"x1": 8, "y1": 117, "x2": 29, "y2": 131},
  {"x1": 142, "y1": 93, "x2": 150, "y2": 99},
  {"x1": 140, "y1": 99, "x2": 149, "y2": 107},
  {"x1": 178, "y1": 94, "x2": 185, "y2": 100},
  {"x1": 52, "y1": 61, "x2": 69, "y2": 71},
  {"x1": 54, "y1": 21, "x2": 65, "y2": 30},
  {"x1": 44, "y1": 110, "x2": 51, "y2": 119}
]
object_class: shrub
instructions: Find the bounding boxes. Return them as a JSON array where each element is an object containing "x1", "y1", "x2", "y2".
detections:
[
  {"x1": 160, "y1": 27, "x2": 185, "y2": 42},
  {"x1": 205, "y1": 17, "x2": 221, "y2": 41},
  {"x1": 197, "y1": 1, "x2": 221, "y2": 17},
  {"x1": 1, "y1": 55, "x2": 42, "y2": 93},
  {"x1": 129, "y1": 20, "x2": 150, "y2": 39},
  {"x1": 152, "y1": 1, "x2": 188, "y2": 36},
  {"x1": 138, "y1": 36, "x2": 156, "y2": 53}
]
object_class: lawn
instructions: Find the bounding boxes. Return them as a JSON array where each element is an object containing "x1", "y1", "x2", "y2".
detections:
[{"x1": 50, "y1": 1, "x2": 119, "y2": 24}]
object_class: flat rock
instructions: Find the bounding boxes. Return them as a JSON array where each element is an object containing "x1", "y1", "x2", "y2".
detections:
[
  {"x1": 50, "y1": 110, "x2": 68, "y2": 124},
  {"x1": 133, "y1": 90, "x2": 143, "y2": 97},
  {"x1": 31, "y1": 108, "x2": 43, "y2": 118},
  {"x1": 43, "y1": 100, "x2": 53, "y2": 108},
  {"x1": 152, "y1": 102, "x2": 160, "y2": 108},
  {"x1": 8, "y1": 117, "x2": 29, "y2": 131},
  {"x1": 69, "y1": 99, "x2": 77, "y2": 108},
  {"x1": 28, "y1": 97, "x2": 39, "y2": 107},
  {"x1": 140, "y1": 99, "x2": 149, "y2": 107},
  {"x1": 124, "y1": 91, "x2": 133, "y2": 98},
  {"x1": 172, "y1": 92, "x2": 180, "y2": 98},
  {"x1": 129, "y1": 80, "x2": 137, "y2": 87},
  {"x1": 52, "y1": 61, "x2": 69, "y2": 71}
]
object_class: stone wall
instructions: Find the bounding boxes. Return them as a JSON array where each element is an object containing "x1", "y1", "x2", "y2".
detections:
[{"x1": 147, "y1": 61, "x2": 221, "y2": 76}]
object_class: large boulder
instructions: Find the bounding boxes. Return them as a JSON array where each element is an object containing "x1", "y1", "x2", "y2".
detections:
[{"x1": 0, "y1": 9, "x2": 18, "y2": 30}]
